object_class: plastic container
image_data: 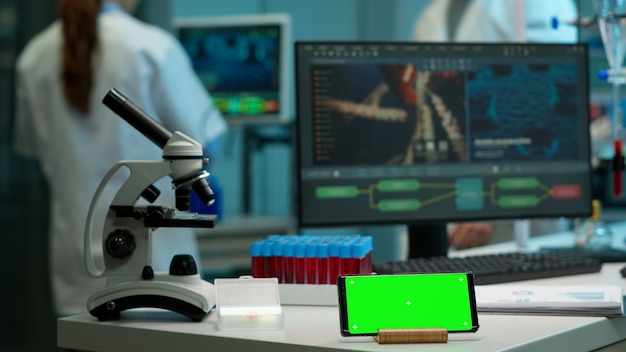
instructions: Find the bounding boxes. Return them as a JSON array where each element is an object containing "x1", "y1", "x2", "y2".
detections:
[{"x1": 215, "y1": 276, "x2": 284, "y2": 330}]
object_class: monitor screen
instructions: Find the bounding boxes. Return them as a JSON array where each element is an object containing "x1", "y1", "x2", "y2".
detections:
[
  {"x1": 295, "y1": 42, "x2": 592, "y2": 229},
  {"x1": 173, "y1": 14, "x2": 290, "y2": 125}
]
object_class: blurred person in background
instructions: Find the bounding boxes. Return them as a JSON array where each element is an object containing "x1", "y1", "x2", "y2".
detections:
[
  {"x1": 13, "y1": 0, "x2": 226, "y2": 316},
  {"x1": 414, "y1": 0, "x2": 577, "y2": 43}
]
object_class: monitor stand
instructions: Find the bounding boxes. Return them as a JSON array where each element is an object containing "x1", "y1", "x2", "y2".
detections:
[{"x1": 407, "y1": 223, "x2": 448, "y2": 259}]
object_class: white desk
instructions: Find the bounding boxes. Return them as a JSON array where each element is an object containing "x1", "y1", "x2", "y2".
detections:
[{"x1": 58, "y1": 222, "x2": 626, "y2": 352}]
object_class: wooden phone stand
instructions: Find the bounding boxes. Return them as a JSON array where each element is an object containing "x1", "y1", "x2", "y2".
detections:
[{"x1": 374, "y1": 328, "x2": 448, "y2": 344}]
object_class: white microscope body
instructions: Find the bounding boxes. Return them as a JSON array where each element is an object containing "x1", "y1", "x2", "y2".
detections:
[{"x1": 84, "y1": 89, "x2": 217, "y2": 321}]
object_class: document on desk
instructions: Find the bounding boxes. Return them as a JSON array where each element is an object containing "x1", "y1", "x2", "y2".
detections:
[{"x1": 475, "y1": 285, "x2": 624, "y2": 316}]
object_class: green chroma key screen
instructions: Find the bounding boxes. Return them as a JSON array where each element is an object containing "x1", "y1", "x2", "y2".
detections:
[{"x1": 339, "y1": 273, "x2": 478, "y2": 335}]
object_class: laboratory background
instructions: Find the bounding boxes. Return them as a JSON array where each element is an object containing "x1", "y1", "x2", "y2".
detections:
[{"x1": 0, "y1": 0, "x2": 615, "y2": 351}]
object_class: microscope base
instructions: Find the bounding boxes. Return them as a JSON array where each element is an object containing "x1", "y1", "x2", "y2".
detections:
[
  {"x1": 89, "y1": 294, "x2": 208, "y2": 321},
  {"x1": 87, "y1": 276, "x2": 216, "y2": 322}
]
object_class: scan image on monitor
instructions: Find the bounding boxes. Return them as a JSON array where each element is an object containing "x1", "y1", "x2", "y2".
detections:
[
  {"x1": 172, "y1": 14, "x2": 290, "y2": 125},
  {"x1": 313, "y1": 64, "x2": 467, "y2": 166},
  {"x1": 467, "y1": 62, "x2": 580, "y2": 162},
  {"x1": 295, "y1": 42, "x2": 592, "y2": 228}
]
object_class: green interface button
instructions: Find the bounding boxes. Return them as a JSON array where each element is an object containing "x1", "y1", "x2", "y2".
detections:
[
  {"x1": 499, "y1": 195, "x2": 538, "y2": 208},
  {"x1": 379, "y1": 199, "x2": 420, "y2": 211},
  {"x1": 378, "y1": 180, "x2": 420, "y2": 192},
  {"x1": 241, "y1": 96, "x2": 265, "y2": 114},
  {"x1": 497, "y1": 178, "x2": 538, "y2": 190},
  {"x1": 316, "y1": 186, "x2": 359, "y2": 199}
]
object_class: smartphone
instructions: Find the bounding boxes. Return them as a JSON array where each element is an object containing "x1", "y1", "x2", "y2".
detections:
[{"x1": 337, "y1": 272, "x2": 479, "y2": 336}]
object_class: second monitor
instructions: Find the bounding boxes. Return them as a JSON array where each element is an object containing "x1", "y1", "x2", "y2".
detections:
[{"x1": 173, "y1": 14, "x2": 291, "y2": 126}]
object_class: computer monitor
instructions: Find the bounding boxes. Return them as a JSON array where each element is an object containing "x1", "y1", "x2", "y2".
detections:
[
  {"x1": 294, "y1": 42, "x2": 593, "y2": 244},
  {"x1": 172, "y1": 14, "x2": 290, "y2": 125}
]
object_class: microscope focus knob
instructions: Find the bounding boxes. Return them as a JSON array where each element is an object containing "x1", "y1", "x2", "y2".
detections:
[
  {"x1": 105, "y1": 229, "x2": 136, "y2": 259},
  {"x1": 169, "y1": 254, "x2": 198, "y2": 276}
]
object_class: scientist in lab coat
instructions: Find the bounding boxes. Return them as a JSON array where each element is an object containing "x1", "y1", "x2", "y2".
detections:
[
  {"x1": 414, "y1": 0, "x2": 578, "y2": 43},
  {"x1": 13, "y1": 0, "x2": 227, "y2": 316},
  {"x1": 411, "y1": 0, "x2": 577, "y2": 249}
]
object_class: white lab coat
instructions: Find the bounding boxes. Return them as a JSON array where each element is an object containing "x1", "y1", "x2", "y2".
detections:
[
  {"x1": 413, "y1": 0, "x2": 578, "y2": 42},
  {"x1": 13, "y1": 10, "x2": 226, "y2": 316}
]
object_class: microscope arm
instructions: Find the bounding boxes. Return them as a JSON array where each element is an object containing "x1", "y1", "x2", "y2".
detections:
[
  {"x1": 84, "y1": 160, "x2": 171, "y2": 278},
  {"x1": 109, "y1": 161, "x2": 171, "y2": 206}
]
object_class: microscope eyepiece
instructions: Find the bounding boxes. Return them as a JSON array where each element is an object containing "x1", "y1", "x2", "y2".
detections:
[{"x1": 103, "y1": 88, "x2": 173, "y2": 148}]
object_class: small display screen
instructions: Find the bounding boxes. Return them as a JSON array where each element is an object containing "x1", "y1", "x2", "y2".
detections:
[
  {"x1": 174, "y1": 16, "x2": 288, "y2": 124},
  {"x1": 337, "y1": 273, "x2": 479, "y2": 336}
]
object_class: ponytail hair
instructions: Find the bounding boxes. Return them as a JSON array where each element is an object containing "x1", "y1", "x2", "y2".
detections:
[{"x1": 59, "y1": 0, "x2": 102, "y2": 114}]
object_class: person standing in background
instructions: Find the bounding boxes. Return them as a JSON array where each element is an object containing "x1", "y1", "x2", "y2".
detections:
[
  {"x1": 412, "y1": 0, "x2": 578, "y2": 249},
  {"x1": 13, "y1": 0, "x2": 226, "y2": 316},
  {"x1": 414, "y1": 0, "x2": 578, "y2": 43}
]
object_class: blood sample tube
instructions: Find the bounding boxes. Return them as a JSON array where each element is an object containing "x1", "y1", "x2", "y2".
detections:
[
  {"x1": 250, "y1": 239, "x2": 264, "y2": 278},
  {"x1": 362, "y1": 236, "x2": 373, "y2": 274},
  {"x1": 339, "y1": 236, "x2": 358, "y2": 275},
  {"x1": 294, "y1": 237, "x2": 307, "y2": 284},
  {"x1": 351, "y1": 236, "x2": 373, "y2": 274},
  {"x1": 261, "y1": 240, "x2": 274, "y2": 278},
  {"x1": 270, "y1": 239, "x2": 285, "y2": 282},
  {"x1": 306, "y1": 237, "x2": 323, "y2": 284},
  {"x1": 283, "y1": 238, "x2": 296, "y2": 284},
  {"x1": 328, "y1": 236, "x2": 342, "y2": 284},
  {"x1": 317, "y1": 239, "x2": 330, "y2": 284}
]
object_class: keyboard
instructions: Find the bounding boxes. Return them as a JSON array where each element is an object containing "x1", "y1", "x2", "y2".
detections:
[{"x1": 373, "y1": 251, "x2": 603, "y2": 285}]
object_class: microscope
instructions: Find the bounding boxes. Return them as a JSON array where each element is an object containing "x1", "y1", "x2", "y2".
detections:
[{"x1": 84, "y1": 88, "x2": 217, "y2": 321}]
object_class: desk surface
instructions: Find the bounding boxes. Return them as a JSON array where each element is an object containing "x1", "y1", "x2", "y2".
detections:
[
  {"x1": 58, "y1": 301, "x2": 626, "y2": 352},
  {"x1": 58, "y1": 222, "x2": 626, "y2": 352}
]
